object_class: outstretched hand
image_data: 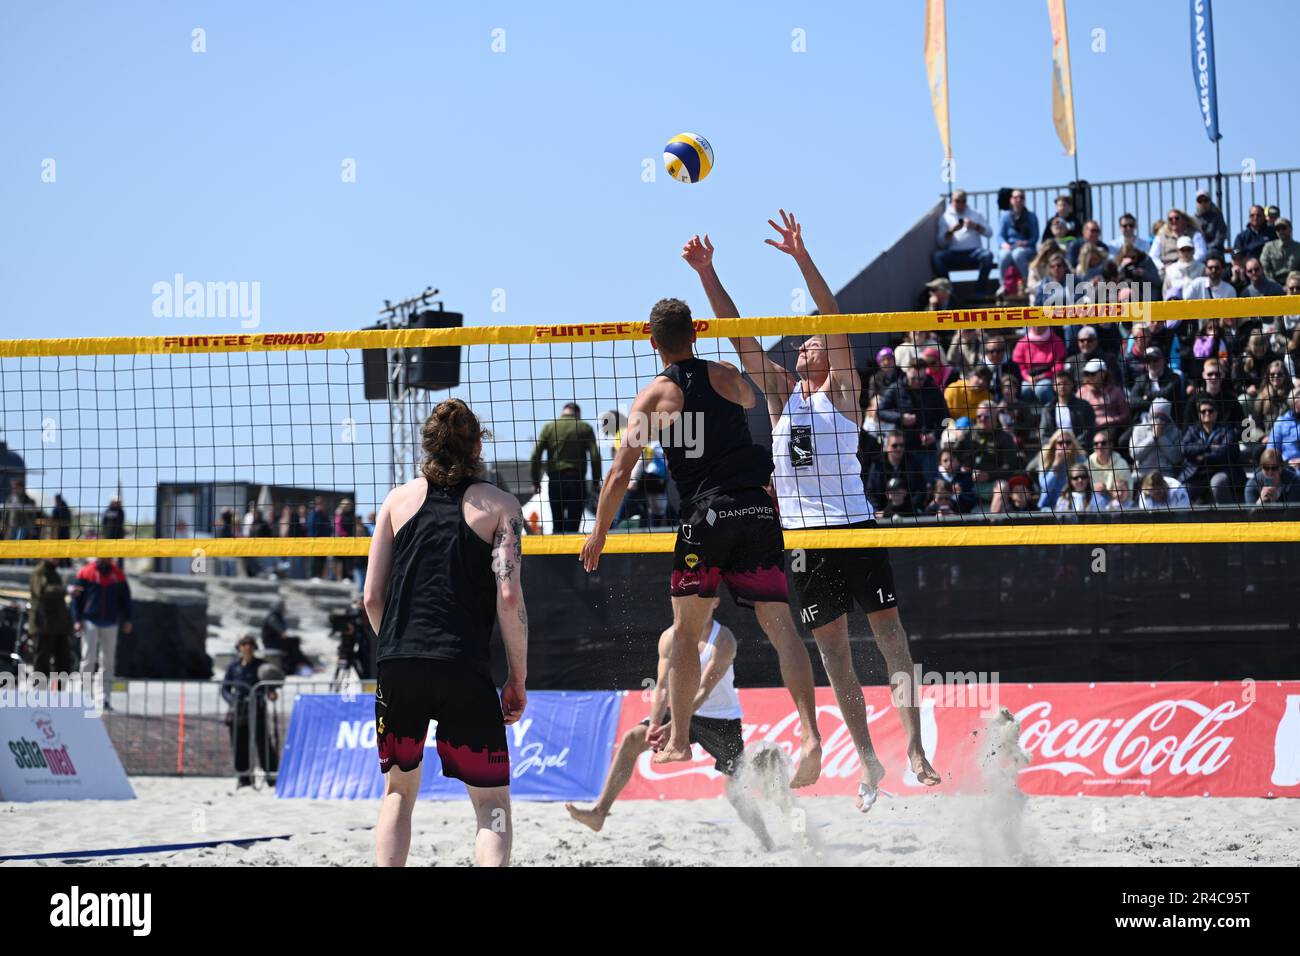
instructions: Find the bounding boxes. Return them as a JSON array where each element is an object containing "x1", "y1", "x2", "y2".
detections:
[
  {"x1": 682, "y1": 233, "x2": 714, "y2": 272},
  {"x1": 765, "y1": 208, "x2": 806, "y2": 258}
]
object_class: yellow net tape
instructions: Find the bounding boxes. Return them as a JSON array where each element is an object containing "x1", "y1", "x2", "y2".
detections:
[{"x1": 2, "y1": 295, "x2": 1297, "y2": 357}]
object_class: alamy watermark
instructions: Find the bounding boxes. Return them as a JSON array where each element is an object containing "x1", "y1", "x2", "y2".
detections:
[
  {"x1": 0, "y1": 665, "x2": 105, "y2": 718},
  {"x1": 152, "y1": 273, "x2": 261, "y2": 328}
]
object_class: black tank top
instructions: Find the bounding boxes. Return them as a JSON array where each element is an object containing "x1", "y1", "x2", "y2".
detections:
[
  {"x1": 375, "y1": 479, "x2": 496, "y2": 677},
  {"x1": 657, "y1": 357, "x2": 773, "y2": 504}
]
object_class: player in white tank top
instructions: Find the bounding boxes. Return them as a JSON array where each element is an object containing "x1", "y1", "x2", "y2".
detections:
[
  {"x1": 565, "y1": 602, "x2": 772, "y2": 848},
  {"x1": 684, "y1": 211, "x2": 941, "y2": 809}
]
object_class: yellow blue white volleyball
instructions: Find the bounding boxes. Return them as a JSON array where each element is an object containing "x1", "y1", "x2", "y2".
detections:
[{"x1": 663, "y1": 133, "x2": 714, "y2": 184}]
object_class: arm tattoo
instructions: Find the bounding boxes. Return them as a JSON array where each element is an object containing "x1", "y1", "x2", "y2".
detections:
[
  {"x1": 491, "y1": 528, "x2": 513, "y2": 582},
  {"x1": 509, "y1": 515, "x2": 523, "y2": 566}
]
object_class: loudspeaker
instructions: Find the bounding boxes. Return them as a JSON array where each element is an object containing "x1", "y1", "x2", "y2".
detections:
[
  {"x1": 1068, "y1": 180, "x2": 1092, "y2": 225},
  {"x1": 361, "y1": 323, "x2": 391, "y2": 401},
  {"x1": 407, "y1": 309, "x2": 463, "y2": 391}
]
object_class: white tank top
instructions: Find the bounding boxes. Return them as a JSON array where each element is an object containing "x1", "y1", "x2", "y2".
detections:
[
  {"x1": 694, "y1": 620, "x2": 742, "y2": 720},
  {"x1": 770, "y1": 388, "x2": 875, "y2": 529}
]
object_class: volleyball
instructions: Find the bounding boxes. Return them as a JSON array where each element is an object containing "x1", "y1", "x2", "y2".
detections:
[{"x1": 663, "y1": 132, "x2": 714, "y2": 183}]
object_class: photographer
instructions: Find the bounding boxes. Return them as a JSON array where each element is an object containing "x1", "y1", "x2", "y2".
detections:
[
  {"x1": 332, "y1": 597, "x2": 375, "y2": 680},
  {"x1": 261, "y1": 598, "x2": 311, "y2": 676}
]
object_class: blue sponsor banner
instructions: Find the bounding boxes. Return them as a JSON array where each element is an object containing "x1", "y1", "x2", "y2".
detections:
[
  {"x1": 1190, "y1": 0, "x2": 1221, "y2": 142},
  {"x1": 275, "y1": 690, "x2": 621, "y2": 800}
]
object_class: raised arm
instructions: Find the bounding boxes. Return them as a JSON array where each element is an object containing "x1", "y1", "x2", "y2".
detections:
[
  {"x1": 765, "y1": 209, "x2": 859, "y2": 407},
  {"x1": 490, "y1": 496, "x2": 528, "y2": 724},
  {"x1": 580, "y1": 378, "x2": 677, "y2": 572},
  {"x1": 683, "y1": 234, "x2": 793, "y2": 418}
]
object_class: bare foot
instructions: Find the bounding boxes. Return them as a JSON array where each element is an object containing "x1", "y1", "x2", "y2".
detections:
[
  {"x1": 855, "y1": 753, "x2": 888, "y2": 812},
  {"x1": 564, "y1": 802, "x2": 608, "y2": 832},
  {"x1": 789, "y1": 739, "x2": 823, "y2": 788},
  {"x1": 652, "y1": 745, "x2": 693, "y2": 765},
  {"x1": 910, "y1": 753, "x2": 941, "y2": 787}
]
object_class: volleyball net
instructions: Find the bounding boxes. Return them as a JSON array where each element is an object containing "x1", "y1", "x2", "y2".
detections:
[{"x1": 2, "y1": 294, "x2": 1299, "y2": 561}]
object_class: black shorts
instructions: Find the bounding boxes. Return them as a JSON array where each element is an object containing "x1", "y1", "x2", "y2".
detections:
[
  {"x1": 374, "y1": 658, "x2": 509, "y2": 788},
  {"x1": 671, "y1": 488, "x2": 788, "y2": 606},
  {"x1": 642, "y1": 711, "x2": 745, "y2": 776},
  {"x1": 791, "y1": 520, "x2": 898, "y2": 629}
]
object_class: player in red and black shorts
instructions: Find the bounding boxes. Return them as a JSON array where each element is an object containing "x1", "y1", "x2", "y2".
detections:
[
  {"x1": 580, "y1": 296, "x2": 823, "y2": 788},
  {"x1": 375, "y1": 660, "x2": 509, "y2": 787},
  {"x1": 671, "y1": 487, "x2": 789, "y2": 606}
]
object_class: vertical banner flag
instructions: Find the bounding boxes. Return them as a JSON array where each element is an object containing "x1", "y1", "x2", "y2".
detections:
[
  {"x1": 1046, "y1": 0, "x2": 1076, "y2": 156},
  {"x1": 1190, "y1": 0, "x2": 1222, "y2": 142},
  {"x1": 923, "y1": 0, "x2": 951, "y2": 160}
]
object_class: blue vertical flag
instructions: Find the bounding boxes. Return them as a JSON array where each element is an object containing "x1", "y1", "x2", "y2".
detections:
[{"x1": 1190, "y1": 0, "x2": 1222, "y2": 142}]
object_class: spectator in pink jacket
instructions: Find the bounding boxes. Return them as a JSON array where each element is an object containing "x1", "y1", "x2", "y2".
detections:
[
  {"x1": 1078, "y1": 359, "x2": 1131, "y2": 431},
  {"x1": 1013, "y1": 326, "x2": 1066, "y2": 406}
]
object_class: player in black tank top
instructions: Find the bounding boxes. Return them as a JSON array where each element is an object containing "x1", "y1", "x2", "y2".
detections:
[
  {"x1": 579, "y1": 296, "x2": 823, "y2": 789},
  {"x1": 363, "y1": 398, "x2": 528, "y2": 867}
]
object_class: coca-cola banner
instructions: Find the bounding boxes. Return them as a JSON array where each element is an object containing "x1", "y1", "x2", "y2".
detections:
[{"x1": 612, "y1": 683, "x2": 1300, "y2": 799}]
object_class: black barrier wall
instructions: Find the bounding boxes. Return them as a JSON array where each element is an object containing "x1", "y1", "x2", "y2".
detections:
[{"x1": 500, "y1": 526, "x2": 1300, "y2": 690}]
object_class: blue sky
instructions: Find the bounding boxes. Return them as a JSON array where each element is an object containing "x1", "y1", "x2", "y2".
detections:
[{"x1": 2, "y1": 0, "x2": 1297, "y2": 520}]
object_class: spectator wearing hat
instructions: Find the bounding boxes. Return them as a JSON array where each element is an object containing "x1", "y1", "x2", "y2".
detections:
[
  {"x1": 1013, "y1": 326, "x2": 1067, "y2": 405},
  {"x1": 1245, "y1": 448, "x2": 1300, "y2": 505},
  {"x1": 1195, "y1": 191, "x2": 1230, "y2": 259},
  {"x1": 1267, "y1": 387, "x2": 1300, "y2": 470},
  {"x1": 1151, "y1": 208, "x2": 1208, "y2": 275},
  {"x1": 1232, "y1": 204, "x2": 1276, "y2": 264},
  {"x1": 1129, "y1": 399, "x2": 1185, "y2": 484},
  {"x1": 1179, "y1": 397, "x2": 1241, "y2": 504},
  {"x1": 222, "y1": 634, "x2": 280, "y2": 788},
  {"x1": 1261, "y1": 219, "x2": 1300, "y2": 286},
  {"x1": 1128, "y1": 345, "x2": 1185, "y2": 425},
  {"x1": 1138, "y1": 471, "x2": 1192, "y2": 510},
  {"x1": 1039, "y1": 369, "x2": 1097, "y2": 451},
  {"x1": 866, "y1": 347, "x2": 903, "y2": 403},
  {"x1": 997, "y1": 189, "x2": 1040, "y2": 294},
  {"x1": 1041, "y1": 195, "x2": 1081, "y2": 243},
  {"x1": 1162, "y1": 236, "x2": 1204, "y2": 300},
  {"x1": 924, "y1": 276, "x2": 953, "y2": 311},
  {"x1": 943, "y1": 365, "x2": 994, "y2": 424},
  {"x1": 1000, "y1": 473, "x2": 1038, "y2": 513},
  {"x1": 921, "y1": 345, "x2": 956, "y2": 390},
  {"x1": 1079, "y1": 360, "x2": 1130, "y2": 433},
  {"x1": 866, "y1": 433, "x2": 927, "y2": 514},
  {"x1": 1183, "y1": 254, "x2": 1237, "y2": 302},
  {"x1": 1108, "y1": 212, "x2": 1150, "y2": 256},
  {"x1": 932, "y1": 189, "x2": 994, "y2": 289},
  {"x1": 881, "y1": 477, "x2": 917, "y2": 519},
  {"x1": 876, "y1": 359, "x2": 949, "y2": 480},
  {"x1": 1065, "y1": 327, "x2": 1121, "y2": 386}
]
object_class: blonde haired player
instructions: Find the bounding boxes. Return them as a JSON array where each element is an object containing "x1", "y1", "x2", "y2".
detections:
[
  {"x1": 565, "y1": 598, "x2": 772, "y2": 849},
  {"x1": 684, "y1": 211, "x2": 941, "y2": 810}
]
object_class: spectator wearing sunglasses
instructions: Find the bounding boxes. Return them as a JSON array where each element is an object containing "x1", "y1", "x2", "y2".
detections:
[
  {"x1": 1179, "y1": 399, "x2": 1240, "y2": 505},
  {"x1": 1245, "y1": 448, "x2": 1300, "y2": 505},
  {"x1": 1262, "y1": 219, "x2": 1300, "y2": 286}
]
